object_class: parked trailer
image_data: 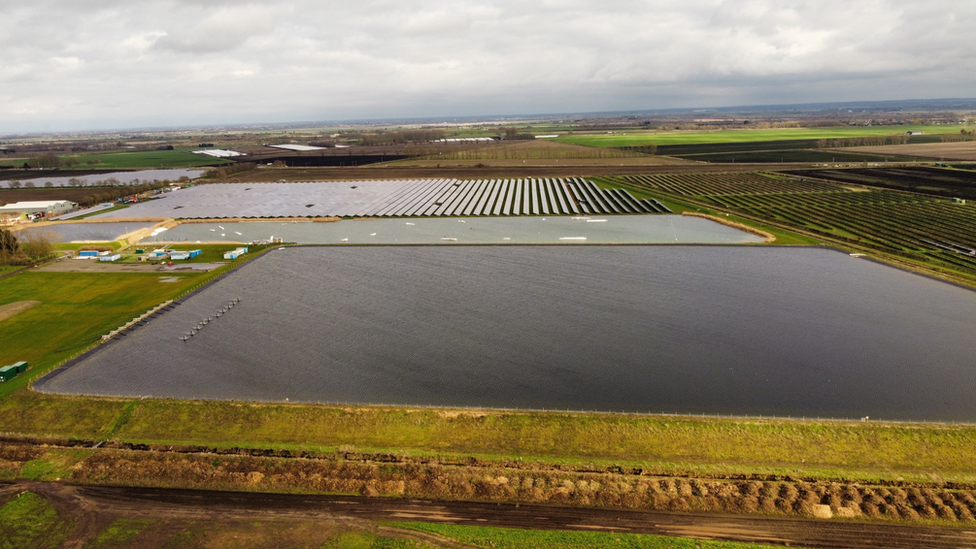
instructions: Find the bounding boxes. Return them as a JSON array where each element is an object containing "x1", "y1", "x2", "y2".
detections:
[
  {"x1": 99, "y1": 253, "x2": 121, "y2": 262},
  {"x1": 0, "y1": 365, "x2": 18, "y2": 383},
  {"x1": 223, "y1": 247, "x2": 248, "y2": 260},
  {"x1": 12, "y1": 361, "x2": 28, "y2": 374}
]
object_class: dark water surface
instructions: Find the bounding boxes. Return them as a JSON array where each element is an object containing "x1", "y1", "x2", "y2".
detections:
[
  {"x1": 139, "y1": 216, "x2": 765, "y2": 245},
  {"x1": 20, "y1": 222, "x2": 156, "y2": 242},
  {"x1": 38, "y1": 246, "x2": 976, "y2": 421}
]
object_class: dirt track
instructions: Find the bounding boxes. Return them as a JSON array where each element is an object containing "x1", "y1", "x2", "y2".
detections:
[{"x1": 3, "y1": 481, "x2": 974, "y2": 549}]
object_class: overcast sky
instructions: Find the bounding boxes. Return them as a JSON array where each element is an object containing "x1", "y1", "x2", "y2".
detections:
[{"x1": 2, "y1": 0, "x2": 974, "y2": 133}]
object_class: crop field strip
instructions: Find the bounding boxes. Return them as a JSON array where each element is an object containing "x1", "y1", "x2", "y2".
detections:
[
  {"x1": 93, "y1": 178, "x2": 670, "y2": 220},
  {"x1": 615, "y1": 172, "x2": 976, "y2": 274}
]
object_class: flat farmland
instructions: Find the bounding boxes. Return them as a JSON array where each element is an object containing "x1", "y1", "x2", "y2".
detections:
[
  {"x1": 37, "y1": 245, "x2": 976, "y2": 421},
  {"x1": 555, "y1": 125, "x2": 974, "y2": 148},
  {"x1": 66, "y1": 150, "x2": 229, "y2": 169},
  {"x1": 839, "y1": 141, "x2": 976, "y2": 161}
]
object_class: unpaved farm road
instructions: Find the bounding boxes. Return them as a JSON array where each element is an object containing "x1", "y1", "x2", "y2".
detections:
[{"x1": 4, "y1": 481, "x2": 976, "y2": 549}]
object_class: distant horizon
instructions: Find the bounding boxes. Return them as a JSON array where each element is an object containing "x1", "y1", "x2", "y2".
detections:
[{"x1": 2, "y1": 96, "x2": 975, "y2": 138}]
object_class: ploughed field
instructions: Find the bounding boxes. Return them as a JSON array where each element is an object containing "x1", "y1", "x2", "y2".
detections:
[
  {"x1": 614, "y1": 171, "x2": 976, "y2": 275},
  {"x1": 37, "y1": 245, "x2": 976, "y2": 421}
]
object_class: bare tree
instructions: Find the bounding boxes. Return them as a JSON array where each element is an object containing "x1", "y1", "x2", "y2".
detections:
[
  {"x1": 0, "y1": 228, "x2": 21, "y2": 266},
  {"x1": 19, "y1": 229, "x2": 58, "y2": 260}
]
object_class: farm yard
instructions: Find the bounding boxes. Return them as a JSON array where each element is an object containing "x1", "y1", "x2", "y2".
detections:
[{"x1": 612, "y1": 171, "x2": 976, "y2": 279}]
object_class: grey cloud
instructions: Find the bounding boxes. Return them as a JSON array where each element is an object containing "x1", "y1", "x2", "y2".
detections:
[
  {"x1": 1, "y1": 0, "x2": 974, "y2": 132},
  {"x1": 153, "y1": 4, "x2": 285, "y2": 53}
]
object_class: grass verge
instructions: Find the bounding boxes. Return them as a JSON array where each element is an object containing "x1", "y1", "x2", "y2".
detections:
[{"x1": 394, "y1": 522, "x2": 806, "y2": 549}]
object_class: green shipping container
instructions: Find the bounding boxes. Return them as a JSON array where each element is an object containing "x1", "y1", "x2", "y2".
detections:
[
  {"x1": 12, "y1": 361, "x2": 27, "y2": 374},
  {"x1": 0, "y1": 365, "x2": 17, "y2": 383}
]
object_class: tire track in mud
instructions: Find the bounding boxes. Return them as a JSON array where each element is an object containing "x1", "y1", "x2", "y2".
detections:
[{"x1": 4, "y1": 481, "x2": 976, "y2": 549}]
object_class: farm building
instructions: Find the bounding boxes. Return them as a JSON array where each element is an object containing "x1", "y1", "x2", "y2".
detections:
[{"x1": 0, "y1": 200, "x2": 77, "y2": 221}]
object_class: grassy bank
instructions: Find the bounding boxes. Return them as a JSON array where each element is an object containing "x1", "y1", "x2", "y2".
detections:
[{"x1": 3, "y1": 391, "x2": 976, "y2": 486}]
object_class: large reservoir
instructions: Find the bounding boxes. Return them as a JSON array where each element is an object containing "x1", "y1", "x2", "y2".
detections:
[
  {"x1": 38, "y1": 246, "x2": 976, "y2": 421},
  {"x1": 141, "y1": 216, "x2": 765, "y2": 245}
]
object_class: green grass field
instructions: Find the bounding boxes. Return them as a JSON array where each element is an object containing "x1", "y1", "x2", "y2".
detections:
[
  {"x1": 675, "y1": 149, "x2": 899, "y2": 163},
  {"x1": 0, "y1": 492, "x2": 72, "y2": 549},
  {"x1": 0, "y1": 270, "x2": 212, "y2": 399},
  {"x1": 53, "y1": 241, "x2": 124, "y2": 251},
  {"x1": 557, "y1": 125, "x2": 974, "y2": 148},
  {"x1": 66, "y1": 150, "x2": 230, "y2": 170},
  {"x1": 396, "y1": 523, "x2": 804, "y2": 549}
]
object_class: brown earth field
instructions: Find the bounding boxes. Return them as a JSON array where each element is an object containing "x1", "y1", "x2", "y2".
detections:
[
  {"x1": 838, "y1": 141, "x2": 976, "y2": 161},
  {"x1": 221, "y1": 162, "x2": 840, "y2": 182},
  {"x1": 376, "y1": 140, "x2": 688, "y2": 168},
  {"x1": 0, "y1": 169, "x2": 134, "y2": 181},
  {"x1": 377, "y1": 156, "x2": 689, "y2": 168},
  {"x1": 2, "y1": 478, "x2": 975, "y2": 549},
  {"x1": 0, "y1": 186, "x2": 134, "y2": 206},
  {"x1": 0, "y1": 300, "x2": 39, "y2": 322}
]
